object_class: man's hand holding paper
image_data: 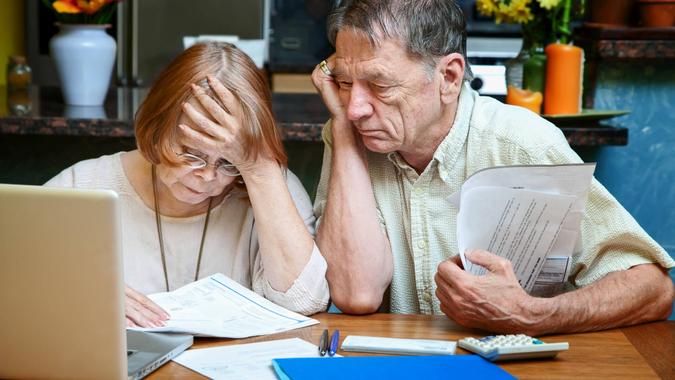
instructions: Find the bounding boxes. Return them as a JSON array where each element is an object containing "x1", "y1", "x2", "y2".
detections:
[
  {"x1": 435, "y1": 250, "x2": 543, "y2": 334},
  {"x1": 436, "y1": 164, "x2": 597, "y2": 334},
  {"x1": 445, "y1": 164, "x2": 596, "y2": 293},
  {"x1": 456, "y1": 186, "x2": 576, "y2": 292}
]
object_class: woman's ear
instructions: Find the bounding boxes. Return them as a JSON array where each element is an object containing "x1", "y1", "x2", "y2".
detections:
[{"x1": 438, "y1": 53, "x2": 465, "y2": 104}]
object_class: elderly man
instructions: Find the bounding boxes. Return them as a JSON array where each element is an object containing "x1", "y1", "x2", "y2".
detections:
[{"x1": 311, "y1": 0, "x2": 674, "y2": 335}]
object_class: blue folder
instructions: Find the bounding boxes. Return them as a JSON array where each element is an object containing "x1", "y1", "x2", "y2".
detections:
[{"x1": 272, "y1": 354, "x2": 515, "y2": 380}]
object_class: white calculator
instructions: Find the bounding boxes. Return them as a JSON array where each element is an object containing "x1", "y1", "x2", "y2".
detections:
[{"x1": 458, "y1": 334, "x2": 569, "y2": 361}]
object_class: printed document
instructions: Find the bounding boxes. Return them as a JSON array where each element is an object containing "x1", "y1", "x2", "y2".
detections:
[
  {"x1": 173, "y1": 338, "x2": 323, "y2": 380},
  {"x1": 131, "y1": 273, "x2": 318, "y2": 338},
  {"x1": 448, "y1": 164, "x2": 596, "y2": 294}
]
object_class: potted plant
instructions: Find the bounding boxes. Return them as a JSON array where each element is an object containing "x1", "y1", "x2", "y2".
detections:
[
  {"x1": 41, "y1": 0, "x2": 120, "y2": 106},
  {"x1": 477, "y1": 0, "x2": 561, "y2": 114},
  {"x1": 478, "y1": 0, "x2": 586, "y2": 115}
]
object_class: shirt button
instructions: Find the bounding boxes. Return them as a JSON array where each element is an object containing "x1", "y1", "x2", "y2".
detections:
[
  {"x1": 417, "y1": 240, "x2": 426, "y2": 249},
  {"x1": 423, "y1": 292, "x2": 432, "y2": 303}
]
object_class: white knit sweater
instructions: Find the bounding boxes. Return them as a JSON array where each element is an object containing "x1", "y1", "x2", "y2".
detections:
[{"x1": 46, "y1": 152, "x2": 329, "y2": 315}]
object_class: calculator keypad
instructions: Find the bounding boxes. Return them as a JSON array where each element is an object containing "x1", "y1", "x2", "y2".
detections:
[{"x1": 458, "y1": 334, "x2": 568, "y2": 361}]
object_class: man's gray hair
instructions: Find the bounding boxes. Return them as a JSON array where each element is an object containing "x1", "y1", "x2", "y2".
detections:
[{"x1": 327, "y1": 0, "x2": 473, "y2": 80}]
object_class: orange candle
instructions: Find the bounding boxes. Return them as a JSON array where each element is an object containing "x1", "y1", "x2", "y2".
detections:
[
  {"x1": 544, "y1": 43, "x2": 584, "y2": 115},
  {"x1": 506, "y1": 85, "x2": 543, "y2": 114}
]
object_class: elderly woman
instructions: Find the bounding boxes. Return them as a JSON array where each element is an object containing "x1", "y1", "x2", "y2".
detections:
[{"x1": 45, "y1": 42, "x2": 329, "y2": 326}]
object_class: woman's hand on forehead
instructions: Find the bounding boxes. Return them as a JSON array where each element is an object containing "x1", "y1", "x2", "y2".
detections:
[{"x1": 178, "y1": 76, "x2": 248, "y2": 167}]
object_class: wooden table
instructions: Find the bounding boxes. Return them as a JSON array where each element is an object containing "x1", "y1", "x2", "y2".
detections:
[{"x1": 150, "y1": 313, "x2": 674, "y2": 379}]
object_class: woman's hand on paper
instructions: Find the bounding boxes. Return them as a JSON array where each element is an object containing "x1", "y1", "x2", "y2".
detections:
[
  {"x1": 434, "y1": 250, "x2": 550, "y2": 336},
  {"x1": 125, "y1": 285, "x2": 170, "y2": 328}
]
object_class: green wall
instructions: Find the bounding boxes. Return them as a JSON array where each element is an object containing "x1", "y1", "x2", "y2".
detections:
[{"x1": 0, "y1": 0, "x2": 25, "y2": 86}]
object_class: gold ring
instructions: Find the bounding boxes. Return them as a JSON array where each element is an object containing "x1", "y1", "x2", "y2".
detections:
[{"x1": 319, "y1": 60, "x2": 332, "y2": 76}]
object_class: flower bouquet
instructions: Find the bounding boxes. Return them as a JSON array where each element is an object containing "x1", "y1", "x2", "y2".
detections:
[
  {"x1": 41, "y1": 0, "x2": 118, "y2": 24},
  {"x1": 477, "y1": 0, "x2": 585, "y2": 115}
]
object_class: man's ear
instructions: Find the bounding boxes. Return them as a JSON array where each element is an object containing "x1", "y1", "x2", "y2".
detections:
[{"x1": 438, "y1": 53, "x2": 465, "y2": 104}]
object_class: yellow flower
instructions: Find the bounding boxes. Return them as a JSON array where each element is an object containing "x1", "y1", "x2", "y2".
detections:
[
  {"x1": 509, "y1": 0, "x2": 534, "y2": 24},
  {"x1": 477, "y1": 0, "x2": 565, "y2": 25},
  {"x1": 476, "y1": 0, "x2": 499, "y2": 17},
  {"x1": 53, "y1": 0, "x2": 81, "y2": 14},
  {"x1": 537, "y1": 0, "x2": 562, "y2": 10},
  {"x1": 494, "y1": 2, "x2": 513, "y2": 24}
]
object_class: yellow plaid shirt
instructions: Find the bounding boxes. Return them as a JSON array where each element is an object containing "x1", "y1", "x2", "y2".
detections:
[{"x1": 314, "y1": 83, "x2": 674, "y2": 314}]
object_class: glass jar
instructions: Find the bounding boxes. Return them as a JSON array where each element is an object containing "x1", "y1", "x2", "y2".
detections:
[
  {"x1": 505, "y1": 48, "x2": 530, "y2": 91},
  {"x1": 8, "y1": 89, "x2": 32, "y2": 116},
  {"x1": 523, "y1": 45, "x2": 546, "y2": 93},
  {"x1": 505, "y1": 23, "x2": 548, "y2": 114},
  {"x1": 505, "y1": 26, "x2": 547, "y2": 93},
  {"x1": 7, "y1": 55, "x2": 32, "y2": 91}
]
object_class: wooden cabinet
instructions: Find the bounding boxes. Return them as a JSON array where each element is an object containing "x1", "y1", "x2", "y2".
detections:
[{"x1": 574, "y1": 25, "x2": 675, "y2": 108}]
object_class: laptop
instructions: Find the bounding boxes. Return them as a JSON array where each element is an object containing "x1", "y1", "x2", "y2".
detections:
[{"x1": 0, "y1": 184, "x2": 193, "y2": 379}]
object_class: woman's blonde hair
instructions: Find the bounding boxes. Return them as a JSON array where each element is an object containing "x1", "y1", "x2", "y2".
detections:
[{"x1": 135, "y1": 42, "x2": 287, "y2": 174}]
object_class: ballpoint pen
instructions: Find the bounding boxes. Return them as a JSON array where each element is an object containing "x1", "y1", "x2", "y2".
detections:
[
  {"x1": 319, "y1": 328, "x2": 329, "y2": 356},
  {"x1": 328, "y1": 329, "x2": 340, "y2": 356}
]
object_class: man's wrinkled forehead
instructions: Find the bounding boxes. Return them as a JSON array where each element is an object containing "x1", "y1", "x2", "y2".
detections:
[
  {"x1": 336, "y1": 24, "x2": 395, "y2": 53},
  {"x1": 333, "y1": 27, "x2": 406, "y2": 77}
]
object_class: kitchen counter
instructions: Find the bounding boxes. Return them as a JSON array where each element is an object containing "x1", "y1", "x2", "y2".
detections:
[{"x1": 1, "y1": 86, "x2": 627, "y2": 146}]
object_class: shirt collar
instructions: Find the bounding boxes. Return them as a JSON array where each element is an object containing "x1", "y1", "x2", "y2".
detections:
[{"x1": 433, "y1": 82, "x2": 475, "y2": 183}]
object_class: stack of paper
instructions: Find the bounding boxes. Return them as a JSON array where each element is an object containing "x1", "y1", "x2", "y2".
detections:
[
  {"x1": 448, "y1": 164, "x2": 596, "y2": 295},
  {"x1": 131, "y1": 273, "x2": 318, "y2": 338}
]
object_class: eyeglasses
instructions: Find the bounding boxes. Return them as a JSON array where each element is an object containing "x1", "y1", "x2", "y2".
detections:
[{"x1": 174, "y1": 150, "x2": 240, "y2": 177}]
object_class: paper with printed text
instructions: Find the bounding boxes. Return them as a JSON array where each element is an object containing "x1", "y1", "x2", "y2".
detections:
[
  {"x1": 448, "y1": 164, "x2": 595, "y2": 294},
  {"x1": 131, "y1": 273, "x2": 318, "y2": 338},
  {"x1": 173, "y1": 338, "x2": 324, "y2": 380}
]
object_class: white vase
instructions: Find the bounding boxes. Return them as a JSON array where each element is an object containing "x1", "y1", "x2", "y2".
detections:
[
  {"x1": 64, "y1": 105, "x2": 107, "y2": 119},
  {"x1": 50, "y1": 24, "x2": 116, "y2": 106}
]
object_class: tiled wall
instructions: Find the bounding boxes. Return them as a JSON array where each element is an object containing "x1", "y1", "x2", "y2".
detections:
[{"x1": 588, "y1": 61, "x2": 675, "y2": 318}]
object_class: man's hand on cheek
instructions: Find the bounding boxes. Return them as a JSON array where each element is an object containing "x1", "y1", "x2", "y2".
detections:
[{"x1": 312, "y1": 55, "x2": 347, "y2": 122}]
